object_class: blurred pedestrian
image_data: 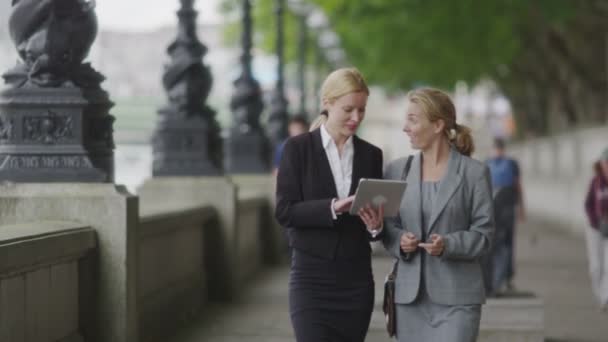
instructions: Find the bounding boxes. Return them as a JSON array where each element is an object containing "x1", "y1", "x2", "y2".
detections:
[
  {"x1": 486, "y1": 137, "x2": 525, "y2": 294},
  {"x1": 584, "y1": 147, "x2": 608, "y2": 312},
  {"x1": 272, "y1": 116, "x2": 309, "y2": 176}
]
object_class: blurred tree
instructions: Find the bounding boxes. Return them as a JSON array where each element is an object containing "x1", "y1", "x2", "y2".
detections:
[
  {"x1": 221, "y1": 0, "x2": 608, "y2": 137},
  {"x1": 220, "y1": 0, "x2": 323, "y2": 67}
]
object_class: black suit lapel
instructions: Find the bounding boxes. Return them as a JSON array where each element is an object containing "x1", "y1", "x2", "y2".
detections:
[{"x1": 311, "y1": 128, "x2": 338, "y2": 198}]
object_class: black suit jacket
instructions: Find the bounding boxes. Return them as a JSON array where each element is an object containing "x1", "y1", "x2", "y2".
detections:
[{"x1": 275, "y1": 128, "x2": 383, "y2": 260}]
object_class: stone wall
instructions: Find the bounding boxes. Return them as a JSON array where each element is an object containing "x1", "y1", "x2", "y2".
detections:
[
  {"x1": 0, "y1": 221, "x2": 96, "y2": 342},
  {"x1": 0, "y1": 179, "x2": 279, "y2": 342},
  {"x1": 137, "y1": 207, "x2": 217, "y2": 342}
]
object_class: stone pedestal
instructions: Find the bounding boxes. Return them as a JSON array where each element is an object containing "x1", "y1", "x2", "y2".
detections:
[
  {"x1": 0, "y1": 87, "x2": 114, "y2": 182},
  {"x1": 0, "y1": 183, "x2": 138, "y2": 342},
  {"x1": 224, "y1": 123, "x2": 271, "y2": 174},
  {"x1": 137, "y1": 177, "x2": 238, "y2": 299},
  {"x1": 230, "y1": 174, "x2": 274, "y2": 199},
  {"x1": 230, "y1": 175, "x2": 285, "y2": 265},
  {"x1": 152, "y1": 114, "x2": 222, "y2": 176}
]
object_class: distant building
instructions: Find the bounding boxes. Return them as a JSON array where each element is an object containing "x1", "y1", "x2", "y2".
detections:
[{"x1": 89, "y1": 24, "x2": 263, "y2": 103}]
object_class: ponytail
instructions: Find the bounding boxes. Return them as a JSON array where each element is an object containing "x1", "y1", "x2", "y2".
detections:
[
  {"x1": 451, "y1": 123, "x2": 475, "y2": 157},
  {"x1": 309, "y1": 110, "x2": 328, "y2": 132}
]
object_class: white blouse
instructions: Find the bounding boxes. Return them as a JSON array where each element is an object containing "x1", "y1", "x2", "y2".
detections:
[
  {"x1": 320, "y1": 125, "x2": 382, "y2": 235},
  {"x1": 320, "y1": 124, "x2": 353, "y2": 201}
]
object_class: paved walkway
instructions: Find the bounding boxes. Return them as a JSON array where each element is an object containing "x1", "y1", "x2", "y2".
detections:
[
  {"x1": 174, "y1": 218, "x2": 608, "y2": 341},
  {"x1": 512, "y1": 218, "x2": 608, "y2": 342}
]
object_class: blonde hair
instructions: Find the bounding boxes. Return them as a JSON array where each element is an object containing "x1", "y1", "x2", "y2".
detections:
[
  {"x1": 407, "y1": 87, "x2": 474, "y2": 156},
  {"x1": 310, "y1": 68, "x2": 370, "y2": 131}
]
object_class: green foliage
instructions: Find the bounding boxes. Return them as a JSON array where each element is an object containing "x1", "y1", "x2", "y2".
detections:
[
  {"x1": 221, "y1": 0, "x2": 608, "y2": 135},
  {"x1": 309, "y1": 0, "x2": 576, "y2": 89},
  {"x1": 221, "y1": 0, "x2": 573, "y2": 88},
  {"x1": 221, "y1": 0, "x2": 319, "y2": 63}
]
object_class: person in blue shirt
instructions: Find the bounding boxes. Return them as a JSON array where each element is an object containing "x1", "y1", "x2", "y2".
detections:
[
  {"x1": 486, "y1": 138, "x2": 526, "y2": 295},
  {"x1": 273, "y1": 116, "x2": 309, "y2": 176}
]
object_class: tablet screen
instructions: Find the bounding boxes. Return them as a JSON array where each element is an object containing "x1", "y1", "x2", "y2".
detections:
[{"x1": 349, "y1": 179, "x2": 407, "y2": 217}]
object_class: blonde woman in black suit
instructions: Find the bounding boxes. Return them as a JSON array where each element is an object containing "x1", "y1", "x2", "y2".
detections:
[{"x1": 275, "y1": 68, "x2": 384, "y2": 342}]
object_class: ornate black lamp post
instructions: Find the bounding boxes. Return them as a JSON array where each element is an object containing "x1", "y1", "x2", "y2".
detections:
[
  {"x1": 308, "y1": 11, "x2": 331, "y2": 115},
  {"x1": 288, "y1": 0, "x2": 313, "y2": 119},
  {"x1": 152, "y1": 0, "x2": 222, "y2": 176},
  {"x1": 296, "y1": 13, "x2": 309, "y2": 118},
  {"x1": 267, "y1": 0, "x2": 289, "y2": 151},
  {"x1": 313, "y1": 48, "x2": 324, "y2": 115},
  {"x1": 0, "y1": 0, "x2": 114, "y2": 182},
  {"x1": 225, "y1": 0, "x2": 270, "y2": 173}
]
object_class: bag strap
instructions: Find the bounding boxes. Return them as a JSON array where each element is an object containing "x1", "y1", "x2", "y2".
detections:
[
  {"x1": 400, "y1": 155, "x2": 414, "y2": 181},
  {"x1": 389, "y1": 155, "x2": 414, "y2": 272}
]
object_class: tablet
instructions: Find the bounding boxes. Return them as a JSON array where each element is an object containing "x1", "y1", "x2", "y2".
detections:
[{"x1": 349, "y1": 179, "x2": 407, "y2": 217}]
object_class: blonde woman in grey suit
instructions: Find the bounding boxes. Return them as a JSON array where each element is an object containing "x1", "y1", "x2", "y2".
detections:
[{"x1": 382, "y1": 88, "x2": 494, "y2": 341}]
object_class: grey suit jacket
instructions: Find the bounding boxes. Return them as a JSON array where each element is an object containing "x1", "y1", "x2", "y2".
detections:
[{"x1": 382, "y1": 149, "x2": 495, "y2": 305}]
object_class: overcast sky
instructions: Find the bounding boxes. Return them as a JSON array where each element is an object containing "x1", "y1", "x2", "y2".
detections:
[{"x1": 96, "y1": 0, "x2": 223, "y2": 32}]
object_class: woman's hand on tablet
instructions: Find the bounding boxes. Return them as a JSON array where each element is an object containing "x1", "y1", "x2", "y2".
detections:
[
  {"x1": 358, "y1": 204, "x2": 384, "y2": 230},
  {"x1": 333, "y1": 195, "x2": 355, "y2": 214}
]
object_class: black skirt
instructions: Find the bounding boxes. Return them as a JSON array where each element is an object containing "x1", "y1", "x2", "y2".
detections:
[{"x1": 289, "y1": 249, "x2": 374, "y2": 342}]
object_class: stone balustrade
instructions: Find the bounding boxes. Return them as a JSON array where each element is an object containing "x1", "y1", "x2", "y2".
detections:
[
  {"x1": 136, "y1": 192, "x2": 276, "y2": 341},
  {"x1": 0, "y1": 221, "x2": 96, "y2": 342},
  {"x1": 138, "y1": 207, "x2": 217, "y2": 342},
  {"x1": 0, "y1": 176, "x2": 282, "y2": 342}
]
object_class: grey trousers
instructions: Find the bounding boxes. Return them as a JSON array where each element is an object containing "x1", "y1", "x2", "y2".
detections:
[{"x1": 395, "y1": 291, "x2": 481, "y2": 342}]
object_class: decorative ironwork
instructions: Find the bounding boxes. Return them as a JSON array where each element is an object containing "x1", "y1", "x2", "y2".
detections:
[
  {"x1": 267, "y1": 0, "x2": 289, "y2": 151},
  {"x1": 5, "y1": 0, "x2": 103, "y2": 88},
  {"x1": 296, "y1": 13, "x2": 308, "y2": 117},
  {"x1": 0, "y1": 0, "x2": 114, "y2": 182},
  {"x1": 225, "y1": 0, "x2": 270, "y2": 174},
  {"x1": 0, "y1": 117, "x2": 13, "y2": 141},
  {"x1": 23, "y1": 111, "x2": 74, "y2": 144},
  {"x1": 151, "y1": 0, "x2": 223, "y2": 176}
]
